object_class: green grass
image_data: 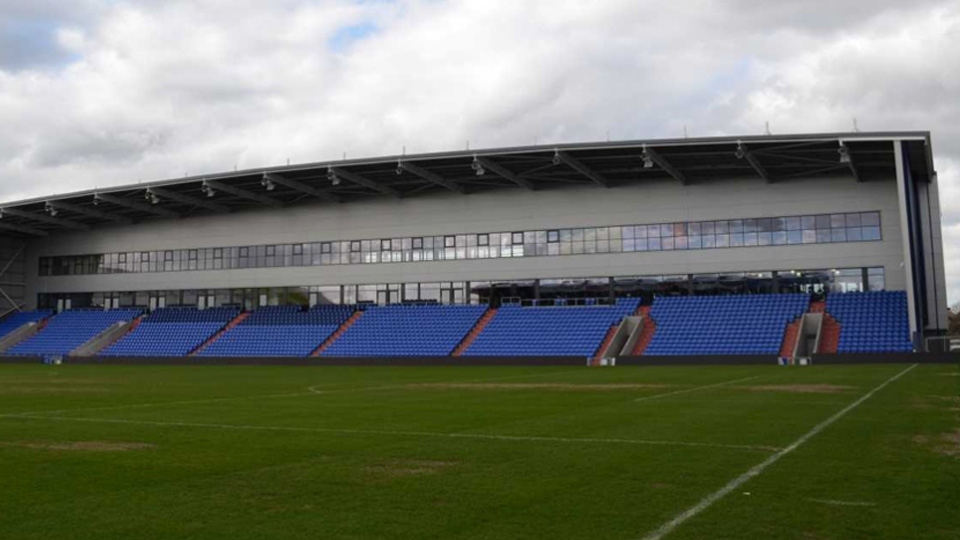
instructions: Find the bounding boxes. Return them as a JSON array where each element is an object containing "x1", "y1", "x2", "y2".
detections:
[{"x1": 0, "y1": 363, "x2": 957, "y2": 539}]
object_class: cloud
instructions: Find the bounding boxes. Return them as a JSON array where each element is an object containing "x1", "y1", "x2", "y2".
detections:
[{"x1": 0, "y1": 0, "x2": 958, "y2": 300}]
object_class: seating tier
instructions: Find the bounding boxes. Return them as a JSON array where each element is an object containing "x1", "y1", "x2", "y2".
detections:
[
  {"x1": 644, "y1": 294, "x2": 809, "y2": 356},
  {"x1": 321, "y1": 304, "x2": 486, "y2": 357},
  {"x1": 463, "y1": 298, "x2": 639, "y2": 357}
]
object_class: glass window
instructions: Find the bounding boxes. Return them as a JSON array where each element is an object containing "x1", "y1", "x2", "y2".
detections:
[
  {"x1": 862, "y1": 212, "x2": 880, "y2": 227},
  {"x1": 381, "y1": 239, "x2": 391, "y2": 251},
  {"x1": 830, "y1": 214, "x2": 845, "y2": 228},
  {"x1": 862, "y1": 226, "x2": 881, "y2": 241},
  {"x1": 292, "y1": 244, "x2": 303, "y2": 256},
  {"x1": 478, "y1": 234, "x2": 488, "y2": 246},
  {"x1": 266, "y1": 245, "x2": 275, "y2": 256},
  {"x1": 350, "y1": 241, "x2": 361, "y2": 252},
  {"x1": 512, "y1": 232, "x2": 523, "y2": 244},
  {"x1": 547, "y1": 230, "x2": 559, "y2": 243},
  {"x1": 445, "y1": 236, "x2": 456, "y2": 248}
]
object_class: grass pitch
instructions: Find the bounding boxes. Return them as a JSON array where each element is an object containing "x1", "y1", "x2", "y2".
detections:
[{"x1": 0, "y1": 363, "x2": 957, "y2": 539}]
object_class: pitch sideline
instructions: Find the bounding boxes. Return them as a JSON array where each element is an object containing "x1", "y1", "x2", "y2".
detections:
[{"x1": 638, "y1": 363, "x2": 918, "y2": 540}]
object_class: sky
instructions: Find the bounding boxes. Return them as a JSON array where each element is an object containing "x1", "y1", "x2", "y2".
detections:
[{"x1": 0, "y1": 0, "x2": 958, "y2": 302}]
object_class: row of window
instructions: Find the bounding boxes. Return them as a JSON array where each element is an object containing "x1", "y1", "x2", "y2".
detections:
[
  {"x1": 37, "y1": 267, "x2": 885, "y2": 310},
  {"x1": 38, "y1": 211, "x2": 883, "y2": 277}
]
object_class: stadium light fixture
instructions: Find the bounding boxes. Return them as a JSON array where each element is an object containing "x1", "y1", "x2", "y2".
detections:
[
  {"x1": 327, "y1": 168, "x2": 341, "y2": 186},
  {"x1": 838, "y1": 142, "x2": 851, "y2": 164},
  {"x1": 552, "y1": 149, "x2": 562, "y2": 166},
  {"x1": 641, "y1": 145, "x2": 654, "y2": 169},
  {"x1": 735, "y1": 141, "x2": 746, "y2": 159},
  {"x1": 44, "y1": 202, "x2": 58, "y2": 217},
  {"x1": 261, "y1": 177, "x2": 276, "y2": 191},
  {"x1": 144, "y1": 190, "x2": 161, "y2": 205},
  {"x1": 471, "y1": 155, "x2": 485, "y2": 176},
  {"x1": 396, "y1": 159, "x2": 404, "y2": 175}
]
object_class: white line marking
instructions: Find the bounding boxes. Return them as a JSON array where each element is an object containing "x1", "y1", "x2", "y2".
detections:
[
  {"x1": 639, "y1": 363, "x2": 917, "y2": 540},
  {"x1": 808, "y1": 498, "x2": 877, "y2": 507},
  {"x1": 5, "y1": 414, "x2": 781, "y2": 453},
  {"x1": 633, "y1": 376, "x2": 762, "y2": 402}
]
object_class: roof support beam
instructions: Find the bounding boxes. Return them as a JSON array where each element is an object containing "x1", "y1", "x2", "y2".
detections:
[
  {"x1": 474, "y1": 157, "x2": 535, "y2": 190},
  {"x1": 0, "y1": 207, "x2": 88, "y2": 230},
  {"x1": 203, "y1": 180, "x2": 283, "y2": 208},
  {"x1": 0, "y1": 221, "x2": 48, "y2": 237},
  {"x1": 839, "y1": 143, "x2": 862, "y2": 182},
  {"x1": 398, "y1": 162, "x2": 465, "y2": 193},
  {"x1": 643, "y1": 147, "x2": 687, "y2": 185},
  {"x1": 737, "y1": 143, "x2": 772, "y2": 183},
  {"x1": 94, "y1": 193, "x2": 180, "y2": 218},
  {"x1": 45, "y1": 200, "x2": 133, "y2": 224},
  {"x1": 147, "y1": 187, "x2": 229, "y2": 213},
  {"x1": 262, "y1": 173, "x2": 340, "y2": 203},
  {"x1": 555, "y1": 152, "x2": 609, "y2": 187},
  {"x1": 328, "y1": 168, "x2": 401, "y2": 198}
]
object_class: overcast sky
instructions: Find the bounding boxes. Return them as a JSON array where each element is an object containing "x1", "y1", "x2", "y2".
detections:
[{"x1": 1, "y1": 0, "x2": 958, "y2": 301}]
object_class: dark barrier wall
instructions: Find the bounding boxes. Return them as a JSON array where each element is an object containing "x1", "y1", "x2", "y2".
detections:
[
  {"x1": 811, "y1": 352, "x2": 958, "y2": 364},
  {"x1": 616, "y1": 355, "x2": 779, "y2": 366},
  {"x1": 0, "y1": 356, "x2": 43, "y2": 364},
  {"x1": 62, "y1": 355, "x2": 589, "y2": 366}
]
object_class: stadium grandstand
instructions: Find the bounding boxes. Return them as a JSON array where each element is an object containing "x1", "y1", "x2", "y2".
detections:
[{"x1": 0, "y1": 132, "x2": 947, "y2": 361}]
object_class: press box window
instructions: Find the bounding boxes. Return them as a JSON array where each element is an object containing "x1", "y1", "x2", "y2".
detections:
[
  {"x1": 477, "y1": 234, "x2": 489, "y2": 246},
  {"x1": 292, "y1": 244, "x2": 303, "y2": 256},
  {"x1": 512, "y1": 232, "x2": 523, "y2": 244},
  {"x1": 412, "y1": 238, "x2": 423, "y2": 249},
  {"x1": 350, "y1": 241, "x2": 361, "y2": 253},
  {"x1": 444, "y1": 236, "x2": 456, "y2": 248},
  {"x1": 321, "y1": 242, "x2": 331, "y2": 254},
  {"x1": 547, "y1": 230, "x2": 560, "y2": 243},
  {"x1": 381, "y1": 239, "x2": 392, "y2": 251},
  {"x1": 265, "y1": 245, "x2": 275, "y2": 257}
]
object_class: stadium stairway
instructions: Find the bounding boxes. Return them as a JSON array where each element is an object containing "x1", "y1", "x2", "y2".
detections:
[
  {"x1": 779, "y1": 318, "x2": 803, "y2": 358},
  {"x1": 452, "y1": 307, "x2": 497, "y2": 357},
  {"x1": 190, "y1": 312, "x2": 250, "y2": 356},
  {"x1": 592, "y1": 324, "x2": 620, "y2": 364},
  {"x1": 630, "y1": 306, "x2": 656, "y2": 355},
  {"x1": 311, "y1": 310, "x2": 362, "y2": 356},
  {"x1": 811, "y1": 301, "x2": 840, "y2": 354}
]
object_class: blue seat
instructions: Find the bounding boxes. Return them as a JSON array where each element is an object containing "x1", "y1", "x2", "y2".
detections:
[
  {"x1": 8, "y1": 308, "x2": 143, "y2": 356},
  {"x1": 643, "y1": 294, "x2": 809, "y2": 356},
  {"x1": 463, "y1": 298, "x2": 639, "y2": 357},
  {"x1": 322, "y1": 304, "x2": 486, "y2": 357}
]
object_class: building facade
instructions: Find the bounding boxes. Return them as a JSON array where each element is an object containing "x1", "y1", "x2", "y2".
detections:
[{"x1": 0, "y1": 132, "x2": 947, "y2": 346}]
